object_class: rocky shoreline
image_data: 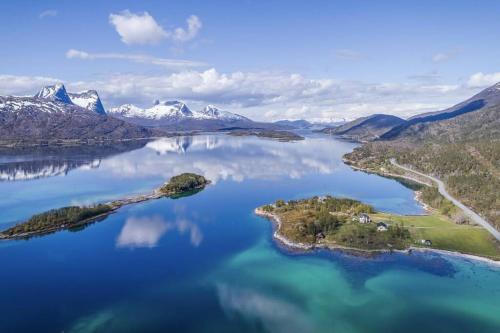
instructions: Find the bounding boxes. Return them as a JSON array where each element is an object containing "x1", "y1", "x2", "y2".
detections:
[{"x1": 254, "y1": 207, "x2": 500, "y2": 265}]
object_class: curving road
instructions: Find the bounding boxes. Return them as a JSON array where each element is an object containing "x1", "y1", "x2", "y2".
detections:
[{"x1": 390, "y1": 159, "x2": 500, "y2": 241}]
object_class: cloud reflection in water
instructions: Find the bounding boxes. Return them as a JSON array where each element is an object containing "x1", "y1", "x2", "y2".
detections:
[
  {"x1": 216, "y1": 284, "x2": 313, "y2": 333},
  {"x1": 102, "y1": 135, "x2": 348, "y2": 184},
  {"x1": 116, "y1": 215, "x2": 203, "y2": 249}
]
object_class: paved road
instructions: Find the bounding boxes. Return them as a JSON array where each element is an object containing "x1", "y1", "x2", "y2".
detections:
[{"x1": 390, "y1": 159, "x2": 500, "y2": 241}]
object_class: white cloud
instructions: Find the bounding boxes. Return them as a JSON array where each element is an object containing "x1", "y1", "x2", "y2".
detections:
[
  {"x1": 467, "y1": 72, "x2": 500, "y2": 88},
  {"x1": 66, "y1": 49, "x2": 206, "y2": 69},
  {"x1": 108, "y1": 11, "x2": 202, "y2": 45},
  {"x1": 432, "y1": 53, "x2": 450, "y2": 63},
  {"x1": 109, "y1": 10, "x2": 169, "y2": 45},
  {"x1": 431, "y1": 49, "x2": 461, "y2": 64},
  {"x1": 39, "y1": 10, "x2": 57, "y2": 19},
  {"x1": 1, "y1": 70, "x2": 485, "y2": 121},
  {"x1": 173, "y1": 15, "x2": 202, "y2": 42},
  {"x1": 334, "y1": 49, "x2": 362, "y2": 60},
  {"x1": 0, "y1": 74, "x2": 60, "y2": 96}
]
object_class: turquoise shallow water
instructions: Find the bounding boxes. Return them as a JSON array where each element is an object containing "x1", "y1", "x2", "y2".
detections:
[{"x1": 0, "y1": 134, "x2": 498, "y2": 333}]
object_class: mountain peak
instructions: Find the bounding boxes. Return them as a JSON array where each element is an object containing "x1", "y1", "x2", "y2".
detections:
[
  {"x1": 155, "y1": 101, "x2": 191, "y2": 116},
  {"x1": 204, "y1": 105, "x2": 218, "y2": 110},
  {"x1": 201, "y1": 105, "x2": 220, "y2": 117},
  {"x1": 34, "y1": 83, "x2": 73, "y2": 104},
  {"x1": 68, "y1": 90, "x2": 106, "y2": 115}
]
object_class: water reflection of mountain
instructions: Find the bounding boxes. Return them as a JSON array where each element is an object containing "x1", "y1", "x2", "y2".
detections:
[
  {"x1": 0, "y1": 159, "x2": 100, "y2": 181},
  {"x1": 146, "y1": 136, "x2": 220, "y2": 155},
  {"x1": 105, "y1": 135, "x2": 349, "y2": 184},
  {"x1": 0, "y1": 140, "x2": 148, "y2": 181}
]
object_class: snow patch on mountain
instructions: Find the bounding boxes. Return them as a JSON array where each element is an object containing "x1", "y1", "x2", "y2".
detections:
[
  {"x1": 68, "y1": 90, "x2": 106, "y2": 115},
  {"x1": 0, "y1": 96, "x2": 72, "y2": 113}
]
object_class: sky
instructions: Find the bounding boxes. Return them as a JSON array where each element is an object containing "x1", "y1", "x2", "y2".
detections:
[{"x1": 1, "y1": 0, "x2": 499, "y2": 122}]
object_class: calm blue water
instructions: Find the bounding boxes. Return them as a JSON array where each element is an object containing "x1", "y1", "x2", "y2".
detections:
[{"x1": 0, "y1": 134, "x2": 498, "y2": 333}]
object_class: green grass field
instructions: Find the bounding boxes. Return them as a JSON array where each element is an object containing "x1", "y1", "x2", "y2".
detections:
[{"x1": 372, "y1": 213, "x2": 500, "y2": 259}]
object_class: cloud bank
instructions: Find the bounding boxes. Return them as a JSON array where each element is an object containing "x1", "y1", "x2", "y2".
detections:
[
  {"x1": 467, "y1": 72, "x2": 500, "y2": 88},
  {"x1": 1, "y1": 70, "x2": 496, "y2": 121},
  {"x1": 66, "y1": 49, "x2": 206, "y2": 69}
]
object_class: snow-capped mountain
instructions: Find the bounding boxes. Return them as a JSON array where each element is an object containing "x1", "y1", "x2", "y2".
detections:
[
  {"x1": 198, "y1": 105, "x2": 249, "y2": 121},
  {"x1": 0, "y1": 84, "x2": 156, "y2": 141},
  {"x1": 109, "y1": 101, "x2": 252, "y2": 129},
  {"x1": 33, "y1": 84, "x2": 107, "y2": 115},
  {"x1": 34, "y1": 83, "x2": 73, "y2": 104},
  {"x1": 110, "y1": 100, "x2": 192, "y2": 120},
  {"x1": 68, "y1": 90, "x2": 106, "y2": 115}
]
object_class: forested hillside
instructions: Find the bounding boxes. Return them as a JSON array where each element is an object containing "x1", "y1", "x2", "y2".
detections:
[{"x1": 345, "y1": 105, "x2": 500, "y2": 229}]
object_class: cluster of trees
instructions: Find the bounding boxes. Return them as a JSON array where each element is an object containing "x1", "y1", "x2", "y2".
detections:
[
  {"x1": 1, "y1": 204, "x2": 112, "y2": 236},
  {"x1": 299, "y1": 209, "x2": 343, "y2": 237},
  {"x1": 273, "y1": 196, "x2": 375, "y2": 215},
  {"x1": 419, "y1": 186, "x2": 457, "y2": 217},
  {"x1": 271, "y1": 196, "x2": 375, "y2": 241},
  {"x1": 160, "y1": 173, "x2": 208, "y2": 194},
  {"x1": 335, "y1": 223, "x2": 411, "y2": 250},
  {"x1": 398, "y1": 142, "x2": 499, "y2": 227}
]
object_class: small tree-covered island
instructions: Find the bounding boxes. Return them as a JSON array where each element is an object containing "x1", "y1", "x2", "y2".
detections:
[
  {"x1": 255, "y1": 196, "x2": 500, "y2": 260},
  {"x1": 0, "y1": 173, "x2": 210, "y2": 240}
]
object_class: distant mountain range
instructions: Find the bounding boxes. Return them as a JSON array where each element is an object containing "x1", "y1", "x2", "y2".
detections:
[
  {"x1": 0, "y1": 84, "x2": 155, "y2": 144},
  {"x1": 319, "y1": 114, "x2": 405, "y2": 142},
  {"x1": 320, "y1": 82, "x2": 500, "y2": 142},
  {"x1": 108, "y1": 101, "x2": 260, "y2": 130},
  {"x1": 273, "y1": 119, "x2": 312, "y2": 129},
  {"x1": 0, "y1": 84, "x2": 294, "y2": 145}
]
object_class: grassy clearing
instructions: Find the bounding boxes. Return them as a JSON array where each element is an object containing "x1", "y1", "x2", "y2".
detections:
[{"x1": 371, "y1": 213, "x2": 500, "y2": 259}]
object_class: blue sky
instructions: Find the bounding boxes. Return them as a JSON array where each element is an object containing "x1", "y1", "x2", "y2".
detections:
[{"x1": 1, "y1": 0, "x2": 499, "y2": 121}]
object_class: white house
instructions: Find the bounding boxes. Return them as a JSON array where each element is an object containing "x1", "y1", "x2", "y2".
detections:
[
  {"x1": 359, "y1": 213, "x2": 371, "y2": 224},
  {"x1": 376, "y1": 222, "x2": 388, "y2": 232},
  {"x1": 420, "y1": 239, "x2": 432, "y2": 246}
]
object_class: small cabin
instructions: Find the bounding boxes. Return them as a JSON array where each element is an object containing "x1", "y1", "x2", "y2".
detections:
[
  {"x1": 420, "y1": 239, "x2": 432, "y2": 246},
  {"x1": 376, "y1": 222, "x2": 388, "y2": 232},
  {"x1": 359, "y1": 213, "x2": 371, "y2": 224}
]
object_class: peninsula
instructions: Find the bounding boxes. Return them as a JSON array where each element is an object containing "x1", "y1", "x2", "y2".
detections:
[
  {"x1": 0, "y1": 173, "x2": 210, "y2": 240},
  {"x1": 226, "y1": 129, "x2": 305, "y2": 141},
  {"x1": 256, "y1": 196, "x2": 500, "y2": 260}
]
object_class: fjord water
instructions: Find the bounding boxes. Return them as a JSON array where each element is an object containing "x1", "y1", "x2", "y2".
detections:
[{"x1": 0, "y1": 135, "x2": 498, "y2": 333}]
